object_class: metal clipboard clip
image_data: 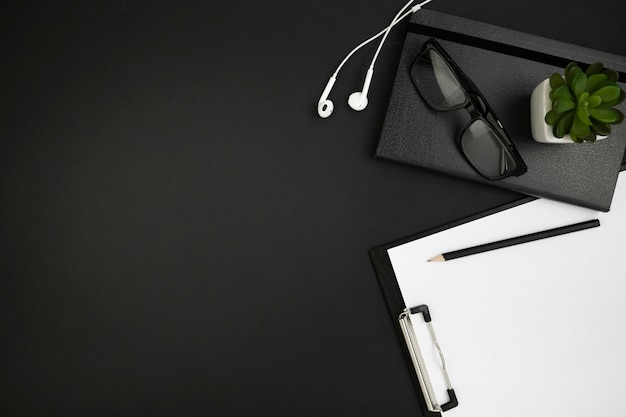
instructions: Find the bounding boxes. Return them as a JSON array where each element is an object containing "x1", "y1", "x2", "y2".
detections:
[{"x1": 398, "y1": 305, "x2": 458, "y2": 413}]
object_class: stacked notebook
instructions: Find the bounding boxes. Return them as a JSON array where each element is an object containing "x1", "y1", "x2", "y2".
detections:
[{"x1": 376, "y1": 10, "x2": 626, "y2": 211}]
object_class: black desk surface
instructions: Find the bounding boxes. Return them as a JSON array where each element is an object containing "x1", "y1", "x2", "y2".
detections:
[{"x1": 2, "y1": 1, "x2": 625, "y2": 415}]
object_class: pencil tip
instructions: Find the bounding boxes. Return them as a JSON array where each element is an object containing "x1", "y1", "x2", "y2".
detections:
[{"x1": 428, "y1": 255, "x2": 445, "y2": 262}]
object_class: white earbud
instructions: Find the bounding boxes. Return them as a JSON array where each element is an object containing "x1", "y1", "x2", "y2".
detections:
[
  {"x1": 317, "y1": 76, "x2": 337, "y2": 118},
  {"x1": 348, "y1": 68, "x2": 373, "y2": 111}
]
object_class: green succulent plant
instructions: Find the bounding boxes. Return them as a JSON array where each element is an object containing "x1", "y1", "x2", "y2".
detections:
[{"x1": 545, "y1": 61, "x2": 625, "y2": 143}]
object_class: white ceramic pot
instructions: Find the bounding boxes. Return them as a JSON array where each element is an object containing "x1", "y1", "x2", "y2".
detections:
[{"x1": 530, "y1": 78, "x2": 606, "y2": 144}]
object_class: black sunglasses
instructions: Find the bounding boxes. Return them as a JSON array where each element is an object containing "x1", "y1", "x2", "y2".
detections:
[{"x1": 410, "y1": 38, "x2": 527, "y2": 180}]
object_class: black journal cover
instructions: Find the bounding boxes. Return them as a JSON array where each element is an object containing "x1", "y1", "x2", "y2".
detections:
[{"x1": 376, "y1": 10, "x2": 626, "y2": 211}]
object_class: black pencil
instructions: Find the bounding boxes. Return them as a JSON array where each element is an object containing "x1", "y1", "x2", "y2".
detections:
[{"x1": 428, "y1": 219, "x2": 600, "y2": 262}]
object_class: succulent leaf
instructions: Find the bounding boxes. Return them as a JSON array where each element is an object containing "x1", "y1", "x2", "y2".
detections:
[
  {"x1": 545, "y1": 109, "x2": 564, "y2": 125},
  {"x1": 602, "y1": 69, "x2": 619, "y2": 83},
  {"x1": 569, "y1": 132, "x2": 584, "y2": 143},
  {"x1": 585, "y1": 73, "x2": 608, "y2": 93},
  {"x1": 583, "y1": 131, "x2": 597, "y2": 142},
  {"x1": 588, "y1": 107, "x2": 622, "y2": 124},
  {"x1": 576, "y1": 107, "x2": 592, "y2": 126},
  {"x1": 597, "y1": 89, "x2": 625, "y2": 107},
  {"x1": 554, "y1": 110, "x2": 575, "y2": 137},
  {"x1": 578, "y1": 91, "x2": 590, "y2": 105},
  {"x1": 549, "y1": 73, "x2": 565, "y2": 89},
  {"x1": 591, "y1": 119, "x2": 612, "y2": 136},
  {"x1": 566, "y1": 66, "x2": 582, "y2": 91},
  {"x1": 572, "y1": 113, "x2": 591, "y2": 138},
  {"x1": 587, "y1": 95, "x2": 602, "y2": 107},
  {"x1": 564, "y1": 62, "x2": 578, "y2": 79},
  {"x1": 585, "y1": 62, "x2": 604, "y2": 76},
  {"x1": 550, "y1": 85, "x2": 573, "y2": 102},
  {"x1": 593, "y1": 85, "x2": 621, "y2": 103},
  {"x1": 553, "y1": 97, "x2": 576, "y2": 113},
  {"x1": 572, "y1": 72, "x2": 587, "y2": 98}
]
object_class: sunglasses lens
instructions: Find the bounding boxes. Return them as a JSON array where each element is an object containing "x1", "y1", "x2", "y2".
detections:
[
  {"x1": 412, "y1": 49, "x2": 466, "y2": 110},
  {"x1": 461, "y1": 119, "x2": 518, "y2": 179}
]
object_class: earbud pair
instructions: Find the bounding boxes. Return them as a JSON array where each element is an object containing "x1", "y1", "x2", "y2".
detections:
[
  {"x1": 317, "y1": 0, "x2": 432, "y2": 118},
  {"x1": 317, "y1": 69, "x2": 372, "y2": 118}
]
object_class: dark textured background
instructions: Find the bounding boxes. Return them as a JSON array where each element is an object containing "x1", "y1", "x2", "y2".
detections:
[{"x1": 2, "y1": 1, "x2": 625, "y2": 415}]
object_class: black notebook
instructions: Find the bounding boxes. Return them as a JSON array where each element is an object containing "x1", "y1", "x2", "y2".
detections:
[{"x1": 376, "y1": 10, "x2": 626, "y2": 212}]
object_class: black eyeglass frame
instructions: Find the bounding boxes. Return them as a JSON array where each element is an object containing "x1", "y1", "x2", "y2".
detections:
[{"x1": 410, "y1": 38, "x2": 527, "y2": 180}]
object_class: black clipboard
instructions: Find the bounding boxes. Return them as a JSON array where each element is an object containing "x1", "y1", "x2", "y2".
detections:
[{"x1": 369, "y1": 169, "x2": 626, "y2": 417}]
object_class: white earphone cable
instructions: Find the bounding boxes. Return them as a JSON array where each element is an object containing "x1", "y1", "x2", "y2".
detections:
[
  {"x1": 332, "y1": 9, "x2": 412, "y2": 77},
  {"x1": 333, "y1": 0, "x2": 432, "y2": 77},
  {"x1": 317, "y1": 0, "x2": 433, "y2": 117},
  {"x1": 368, "y1": 0, "x2": 430, "y2": 72}
]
